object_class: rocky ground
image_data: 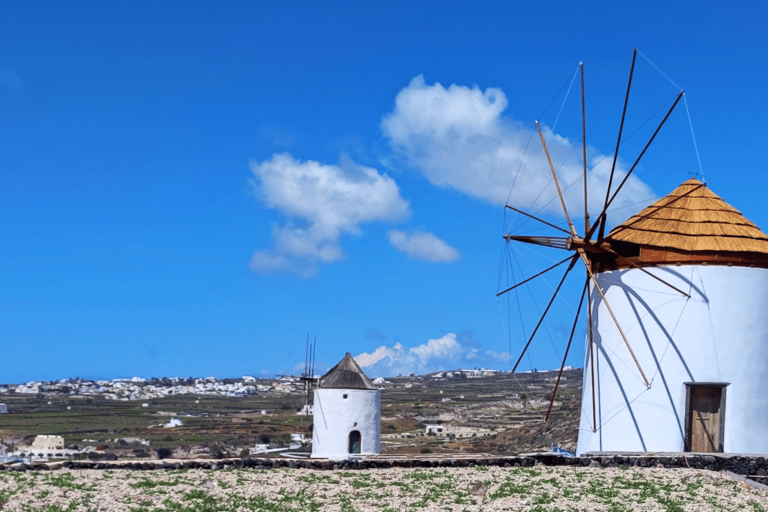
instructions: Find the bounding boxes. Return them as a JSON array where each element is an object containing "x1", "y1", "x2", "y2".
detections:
[{"x1": 1, "y1": 464, "x2": 767, "y2": 511}]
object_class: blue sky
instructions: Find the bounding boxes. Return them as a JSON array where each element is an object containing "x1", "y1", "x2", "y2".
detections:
[{"x1": 3, "y1": 1, "x2": 768, "y2": 383}]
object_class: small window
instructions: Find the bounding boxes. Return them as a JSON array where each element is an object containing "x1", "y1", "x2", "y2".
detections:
[{"x1": 343, "y1": 394, "x2": 348, "y2": 399}]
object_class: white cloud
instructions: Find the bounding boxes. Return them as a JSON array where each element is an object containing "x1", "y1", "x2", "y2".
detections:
[
  {"x1": 354, "y1": 342, "x2": 408, "y2": 368},
  {"x1": 387, "y1": 229, "x2": 460, "y2": 262},
  {"x1": 355, "y1": 333, "x2": 511, "y2": 377},
  {"x1": 355, "y1": 334, "x2": 462, "y2": 376},
  {"x1": 250, "y1": 153, "x2": 411, "y2": 277},
  {"x1": 381, "y1": 75, "x2": 655, "y2": 226},
  {"x1": 410, "y1": 334, "x2": 462, "y2": 364}
]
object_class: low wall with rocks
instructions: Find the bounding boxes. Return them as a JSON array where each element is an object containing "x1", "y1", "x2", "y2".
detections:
[{"x1": 1, "y1": 454, "x2": 767, "y2": 481}]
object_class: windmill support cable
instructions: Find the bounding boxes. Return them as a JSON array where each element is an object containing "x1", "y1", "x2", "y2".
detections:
[
  {"x1": 496, "y1": 254, "x2": 575, "y2": 297},
  {"x1": 509, "y1": 244, "x2": 574, "y2": 360},
  {"x1": 535, "y1": 121, "x2": 577, "y2": 236},
  {"x1": 537, "y1": 65, "x2": 583, "y2": 122},
  {"x1": 510, "y1": 242, "x2": 581, "y2": 319},
  {"x1": 683, "y1": 95, "x2": 706, "y2": 184},
  {"x1": 637, "y1": 50, "x2": 682, "y2": 90},
  {"x1": 552, "y1": 66, "x2": 580, "y2": 131},
  {"x1": 504, "y1": 205, "x2": 571, "y2": 235},
  {"x1": 496, "y1": 298, "x2": 513, "y2": 371},
  {"x1": 600, "y1": 48, "x2": 638, "y2": 239},
  {"x1": 545, "y1": 279, "x2": 588, "y2": 422},
  {"x1": 578, "y1": 249, "x2": 651, "y2": 388},
  {"x1": 511, "y1": 255, "x2": 578, "y2": 373},
  {"x1": 506, "y1": 130, "x2": 535, "y2": 207}
]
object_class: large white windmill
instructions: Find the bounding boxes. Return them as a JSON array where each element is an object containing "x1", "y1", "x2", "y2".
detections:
[{"x1": 499, "y1": 50, "x2": 768, "y2": 454}]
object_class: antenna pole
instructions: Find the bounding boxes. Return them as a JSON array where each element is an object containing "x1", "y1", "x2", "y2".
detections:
[{"x1": 311, "y1": 338, "x2": 316, "y2": 380}]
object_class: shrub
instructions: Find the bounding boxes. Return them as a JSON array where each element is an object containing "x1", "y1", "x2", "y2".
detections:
[{"x1": 156, "y1": 447, "x2": 173, "y2": 459}]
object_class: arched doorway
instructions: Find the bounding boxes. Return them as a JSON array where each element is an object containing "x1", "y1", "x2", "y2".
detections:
[{"x1": 348, "y1": 430, "x2": 361, "y2": 454}]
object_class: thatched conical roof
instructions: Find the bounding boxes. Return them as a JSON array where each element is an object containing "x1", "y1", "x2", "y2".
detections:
[
  {"x1": 606, "y1": 178, "x2": 768, "y2": 254},
  {"x1": 318, "y1": 353, "x2": 376, "y2": 390}
]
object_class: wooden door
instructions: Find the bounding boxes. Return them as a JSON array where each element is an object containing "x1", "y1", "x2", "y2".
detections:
[{"x1": 689, "y1": 387, "x2": 722, "y2": 452}]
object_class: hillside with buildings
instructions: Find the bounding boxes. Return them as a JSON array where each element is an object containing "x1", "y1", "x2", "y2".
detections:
[{"x1": 0, "y1": 368, "x2": 582, "y2": 461}]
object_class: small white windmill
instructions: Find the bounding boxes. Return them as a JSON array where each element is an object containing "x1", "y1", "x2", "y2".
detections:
[{"x1": 311, "y1": 353, "x2": 381, "y2": 459}]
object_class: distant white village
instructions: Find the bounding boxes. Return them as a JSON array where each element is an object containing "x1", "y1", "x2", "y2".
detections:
[
  {"x1": 0, "y1": 375, "x2": 298, "y2": 401},
  {"x1": 0, "y1": 366, "x2": 572, "y2": 403}
]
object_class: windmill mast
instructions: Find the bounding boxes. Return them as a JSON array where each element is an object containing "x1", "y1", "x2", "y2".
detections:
[{"x1": 300, "y1": 335, "x2": 317, "y2": 414}]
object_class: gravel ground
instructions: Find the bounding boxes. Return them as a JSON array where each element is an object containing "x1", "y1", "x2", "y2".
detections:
[{"x1": 1, "y1": 464, "x2": 767, "y2": 511}]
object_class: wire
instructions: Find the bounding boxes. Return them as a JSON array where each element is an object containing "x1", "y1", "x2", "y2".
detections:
[
  {"x1": 552, "y1": 67, "x2": 580, "y2": 132},
  {"x1": 582, "y1": 48, "x2": 635, "y2": 65},
  {"x1": 683, "y1": 95, "x2": 705, "y2": 184},
  {"x1": 537, "y1": 65, "x2": 582, "y2": 122},
  {"x1": 637, "y1": 50, "x2": 682, "y2": 91},
  {"x1": 506, "y1": 130, "x2": 535, "y2": 207},
  {"x1": 496, "y1": 238, "x2": 545, "y2": 421}
]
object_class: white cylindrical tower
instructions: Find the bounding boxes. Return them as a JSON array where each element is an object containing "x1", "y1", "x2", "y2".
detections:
[
  {"x1": 578, "y1": 178, "x2": 768, "y2": 455},
  {"x1": 312, "y1": 353, "x2": 381, "y2": 459}
]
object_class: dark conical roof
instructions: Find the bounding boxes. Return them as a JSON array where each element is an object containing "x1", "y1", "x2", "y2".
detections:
[{"x1": 318, "y1": 353, "x2": 376, "y2": 390}]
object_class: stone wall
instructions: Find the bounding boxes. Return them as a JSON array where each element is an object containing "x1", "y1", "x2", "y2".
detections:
[{"x1": 1, "y1": 453, "x2": 767, "y2": 482}]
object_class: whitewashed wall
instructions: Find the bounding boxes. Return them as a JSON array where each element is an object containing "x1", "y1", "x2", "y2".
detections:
[
  {"x1": 312, "y1": 388, "x2": 381, "y2": 459},
  {"x1": 577, "y1": 265, "x2": 768, "y2": 455}
]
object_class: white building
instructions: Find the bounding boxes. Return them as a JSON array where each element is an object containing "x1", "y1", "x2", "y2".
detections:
[
  {"x1": 31, "y1": 435, "x2": 64, "y2": 451},
  {"x1": 425, "y1": 424, "x2": 445, "y2": 435},
  {"x1": 312, "y1": 353, "x2": 380, "y2": 459},
  {"x1": 578, "y1": 178, "x2": 768, "y2": 455}
]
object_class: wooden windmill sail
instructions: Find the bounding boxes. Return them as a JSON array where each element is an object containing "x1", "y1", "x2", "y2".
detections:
[{"x1": 498, "y1": 49, "x2": 687, "y2": 424}]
